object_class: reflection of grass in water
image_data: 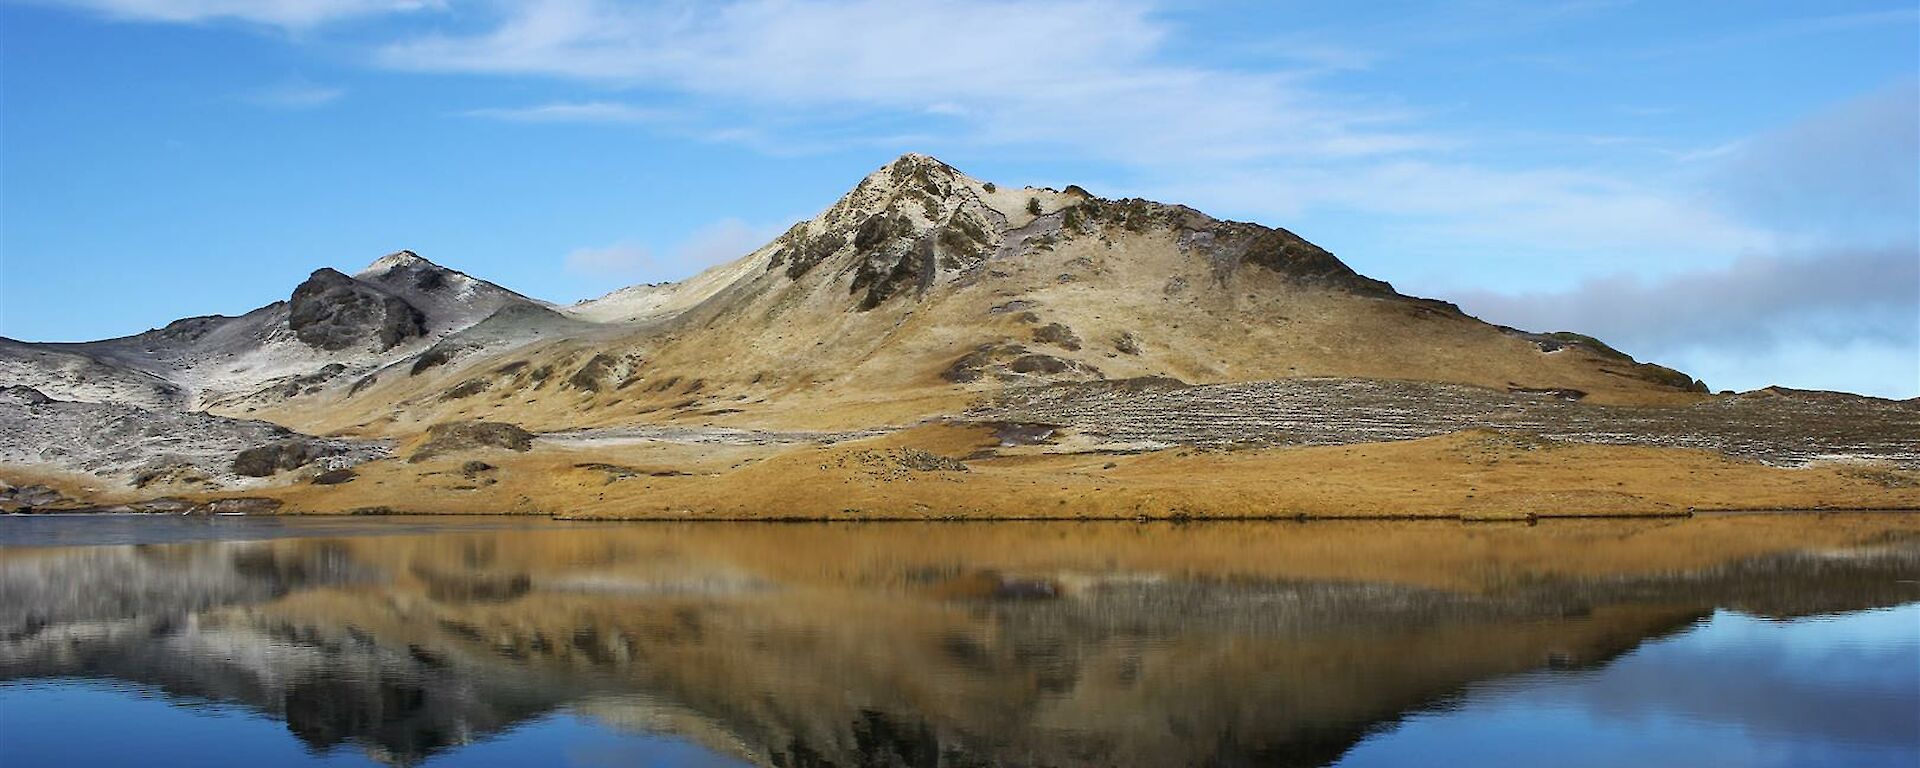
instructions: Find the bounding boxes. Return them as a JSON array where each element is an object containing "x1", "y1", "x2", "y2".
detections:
[{"x1": 267, "y1": 511, "x2": 1919, "y2": 593}]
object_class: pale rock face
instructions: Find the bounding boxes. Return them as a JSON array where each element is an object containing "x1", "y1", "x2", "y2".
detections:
[
  {"x1": 751, "y1": 154, "x2": 1400, "y2": 320},
  {"x1": 355, "y1": 249, "x2": 546, "y2": 333},
  {"x1": 358, "y1": 249, "x2": 430, "y2": 276},
  {"x1": 769, "y1": 154, "x2": 1008, "y2": 310}
]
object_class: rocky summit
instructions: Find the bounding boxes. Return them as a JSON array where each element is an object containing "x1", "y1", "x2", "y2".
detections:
[{"x1": 0, "y1": 154, "x2": 1914, "y2": 517}]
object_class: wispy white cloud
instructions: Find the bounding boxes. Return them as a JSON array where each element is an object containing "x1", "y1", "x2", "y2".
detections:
[
  {"x1": 1453, "y1": 247, "x2": 1918, "y2": 350},
  {"x1": 461, "y1": 101, "x2": 668, "y2": 124},
  {"x1": 1387, "y1": 83, "x2": 1920, "y2": 396},
  {"x1": 668, "y1": 218, "x2": 781, "y2": 271},
  {"x1": 378, "y1": 0, "x2": 1438, "y2": 164},
  {"x1": 563, "y1": 241, "x2": 652, "y2": 281},
  {"x1": 30, "y1": 0, "x2": 442, "y2": 28},
  {"x1": 565, "y1": 218, "x2": 783, "y2": 284},
  {"x1": 1153, "y1": 161, "x2": 1770, "y2": 270},
  {"x1": 383, "y1": 0, "x2": 1916, "y2": 398},
  {"x1": 373, "y1": 0, "x2": 1763, "y2": 270},
  {"x1": 1706, "y1": 79, "x2": 1919, "y2": 243},
  {"x1": 1451, "y1": 247, "x2": 1919, "y2": 396},
  {"x1": 242, "y1": 79, "x2": 345, "y2": 109}
]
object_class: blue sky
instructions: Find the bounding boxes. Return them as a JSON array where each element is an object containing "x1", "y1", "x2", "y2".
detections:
[{"x1": 1, "y1": 0, "x2": 1915, "y2": 397}]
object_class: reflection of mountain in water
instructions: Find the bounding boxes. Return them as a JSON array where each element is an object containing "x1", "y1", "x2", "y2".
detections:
[
  {"x1": 1, "y1": 520, "x2": 1916, "y2": 767},
  {"x1": 0, "y1": 543, "x2": 583, "y2": 765}
]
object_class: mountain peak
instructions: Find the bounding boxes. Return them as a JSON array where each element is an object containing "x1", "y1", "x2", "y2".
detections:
[
  {"x1": 848, "y1": 153, "x2": 976, "y2": 201},
  {"x1": 358, "y1": 250, "x2": 431, "y2": 277},
  {"x1": 883, "y1": 151, "x2": 952, "y2": 172},
  {"x1": 759, "y1": 154, "x2": 1016, "y2": 310}
]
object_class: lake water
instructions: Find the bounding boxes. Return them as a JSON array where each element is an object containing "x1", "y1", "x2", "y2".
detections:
[{"x1": 1, "y1": 514, "x2": 1916, "y2": 767}]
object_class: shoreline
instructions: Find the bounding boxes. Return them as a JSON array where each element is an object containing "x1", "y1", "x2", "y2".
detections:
[
  {"x1": 8, "y1": 426, "x2": 1918, "y2": 522},
  {"x1": 12, "y1": 507, "x2": 1920, "y2": 522}
]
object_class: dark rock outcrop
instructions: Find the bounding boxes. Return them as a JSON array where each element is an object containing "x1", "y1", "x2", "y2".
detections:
[
  {"x1": 943, "y1": 342, "x2": 1103, "y2": 384},
  {"x1": 567, "y1": 354, "x2": 619, "y2": 393},
  {"x1": 233, "y1": 440, "x2": 337, "y2": 477},
  {"x1": 1231, "y1": 225, "x2": 1393, "y2": 294},
  {"x1": 288, "y1": 268, "x2": 426, "y2": 352},
  {"x1": 311, "y1": 468, "x2": 357, "y2": 485},
  {"x1": 198, "y1": 497, "x2": 283, "y2": 514},
  {"x1": 0, "y1": 385, "x2": 52, "y2": 406},
  {"x1": 1033, "y1": 323, "x2": 1082, "y2": 351},
  {"x1": 409, "y1": 421, "x2": 535, "y2": 463},
  {"x1": 0, "y1": 482, "x2": 78, "y2": 512},
  {"x1": 1009, "y1": 354, "x2": 1073, "y2": 375}
]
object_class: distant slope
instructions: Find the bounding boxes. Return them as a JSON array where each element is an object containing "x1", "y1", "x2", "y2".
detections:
[
  {"x1": 355, "y1": 250, "x2": 548, "y2": 333},
  {"x1": 562, "y1": 249, "x2": 769, "y2": 325},
  {"x1": 0, "y1": 338, "x2": 186, "y2": 410},
  {"x1": 0, "y1": 385, "x2": 387, "y2": 495},
  {"x1": 0, "y1": 251, "x2": 566, "y2": 415}
]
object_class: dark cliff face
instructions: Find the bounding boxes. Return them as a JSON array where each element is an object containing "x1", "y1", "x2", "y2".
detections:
[{"x1": 288, "y1": 268, "x2": 426, "y2": 352}]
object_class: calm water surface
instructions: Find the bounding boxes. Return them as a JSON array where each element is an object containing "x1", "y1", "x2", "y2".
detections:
[{"x1": 1, "y1": 513, "x2": 1915, "y2": 767}]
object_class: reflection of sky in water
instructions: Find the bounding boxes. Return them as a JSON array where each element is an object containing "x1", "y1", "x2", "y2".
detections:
[
  {"x1": 0, "y1": 680, "x2": 745, "y2": 768},
  {"x1": 1338, "y1": 604, "x2": 1920, "y2": 768}
]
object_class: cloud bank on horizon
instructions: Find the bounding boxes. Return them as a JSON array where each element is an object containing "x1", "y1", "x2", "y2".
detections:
[{"x1": 2, "y1": 0, "x2": 1915, "y2": 397}]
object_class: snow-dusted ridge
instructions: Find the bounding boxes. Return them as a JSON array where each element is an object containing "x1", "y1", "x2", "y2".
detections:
[
  {"x1": 0, "y1": 385, "x2": 390, "y2": 493},
  {"x1": 0, "y1": 251, "x2": 572, "y2": 412}
]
